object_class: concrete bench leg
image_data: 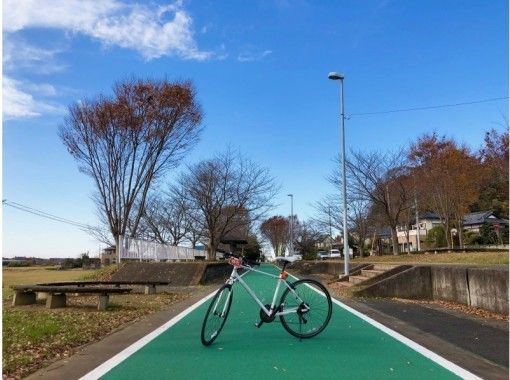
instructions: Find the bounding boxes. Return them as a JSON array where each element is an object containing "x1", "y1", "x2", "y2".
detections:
[
  {"x1": 46, "y1": 293, "x2": 67, "y2": 308},
  {"x1": 98, "y1": 294, "x2": 109, "y2": 311},
  {"x1": 37, "y1": 292, "x2": 48, "y2": 301},
  {"x1": 13, "y1": 291, "x2": 36, "y2": 306},
  {"x1": 145, "y1": 285, "x2": 156, "y2": 295}
]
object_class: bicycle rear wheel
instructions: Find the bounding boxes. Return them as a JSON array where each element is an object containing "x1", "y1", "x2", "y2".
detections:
[
  {"x1": 279, "y1": 279, "x2": 332, "y2": 339},
  {"x1": 201, "y1": 284, "x2": 233, "y2": 346}
]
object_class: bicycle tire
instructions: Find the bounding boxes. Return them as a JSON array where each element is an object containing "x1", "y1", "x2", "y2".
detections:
[
  {"x1": 201, "y1": 284, "x2": 233, "y2": 346},
  {"x1": 279, "y1": 279, "x2": 332, "y2": 339}
]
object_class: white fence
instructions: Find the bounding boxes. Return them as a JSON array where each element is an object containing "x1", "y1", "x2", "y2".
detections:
[{"x1": 118, "y1": 235, "x2": 206, "y2": 262}]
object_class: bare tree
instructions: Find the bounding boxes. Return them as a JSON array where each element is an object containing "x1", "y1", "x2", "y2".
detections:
[
  {"x1": 60, "y1": 78, "x2": 203, "y2": 249},
  {"x1": 139, "y1": 191, "x2": 193, "y2": 245},
  {"x1": 185, "y1": 208, "x2": 206, "y2": 248},
  {"x1": 176, "y1": 149, "x2": 278, "y2": 259},
  {"x1": 260, "y1": 216, "x2": 290, "y2": 257},
  {"x1": 338, "y1": 150, "x2": 414, "y2": 255},
  {"x1": 293, "y1": 219, "x2": 324, "y2": 260},
  {"x1": 314, "y1": 194, "x2": 372, "y2": 256}
]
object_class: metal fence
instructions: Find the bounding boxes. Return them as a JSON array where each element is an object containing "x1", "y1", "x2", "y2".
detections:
[{"x1": 118, "y1": 235, "x2": 206, "y2": 262}]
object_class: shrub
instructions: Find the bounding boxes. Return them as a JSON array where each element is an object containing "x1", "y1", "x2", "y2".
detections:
[
  {"x1": 424, "y1": 226, "x2": 447, "y2": 248},
  {"x1": 479, "y1": 223, "x2": 500, "y2": 244},
  {"x1": 6, "y1": 261, "x2": 30, "y2": 267},
  {"x1": 464, "y1": 230, "x2": 483, "y2": 245}
]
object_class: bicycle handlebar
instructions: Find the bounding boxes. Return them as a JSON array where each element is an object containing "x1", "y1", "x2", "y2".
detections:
[{"x1": 223, "y1": 252, "x2": 260, "y2": 267}]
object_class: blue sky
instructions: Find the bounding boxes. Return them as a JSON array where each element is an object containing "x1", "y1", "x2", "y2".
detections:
[{"x1": 2, "y1": 0, "x2": 508, "y2": 258}]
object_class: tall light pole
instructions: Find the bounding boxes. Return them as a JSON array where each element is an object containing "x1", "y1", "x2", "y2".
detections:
[
  {"x1": 328, "y1": 72, "x2": 349, "y2": 276},
  {"x1": 288, "y1": 194, "x2": 294, "y2": 257}
]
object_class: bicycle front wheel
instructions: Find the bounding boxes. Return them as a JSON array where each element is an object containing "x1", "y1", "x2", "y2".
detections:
[
  {"x1": 201, "y1": 284, "x2": 233, "y2": 346},
  {"x1": 279, "y1": 279, "x2": 332, "y2": 339}
]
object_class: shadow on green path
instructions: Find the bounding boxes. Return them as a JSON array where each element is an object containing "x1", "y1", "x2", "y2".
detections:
[{"x1": 99, "y1": 265, "x2": 462, "y2": 380}]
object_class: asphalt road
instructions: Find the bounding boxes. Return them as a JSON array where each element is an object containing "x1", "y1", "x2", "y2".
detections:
[{"x1": 359, "y1": 299, "x2": 509, "y2": 369}]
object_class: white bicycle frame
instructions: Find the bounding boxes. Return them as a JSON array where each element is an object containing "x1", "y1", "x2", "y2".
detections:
[{"x1": 224, "y1": 264, "x2": 307, "y2": 318}]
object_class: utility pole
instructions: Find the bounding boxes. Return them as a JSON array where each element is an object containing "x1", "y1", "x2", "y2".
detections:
[
  {"x1": 288, "y1": 194, "x2": 294, "y2": 257},
  {"x1": 328, "y1": 71, "x2": 349, "y2": 275},
  {"x1": 328, "y1": 206, "x2": 333, "y2": 251},
  {"x1": 414, "y1": 184, "x2": 421, "y2": 251}
]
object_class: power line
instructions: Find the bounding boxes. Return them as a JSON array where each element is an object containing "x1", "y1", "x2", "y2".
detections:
[
  {"x1": 349, "y1": 96, "x2": 508, "y2": 117},
  {"x1": 3, "y1": 199, "x2": 107, "y2": 233}
]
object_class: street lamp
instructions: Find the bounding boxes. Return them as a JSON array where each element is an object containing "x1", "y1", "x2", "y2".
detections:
[
  {"x1": 450, "y1": 228, "x2": 457, "y2": 249},
  {"x1": 288, "y1": 194, "x2": 294, "y2": 257},
  {"x1": 328, "y1": 71, "x2": 349, "y2": 276}
]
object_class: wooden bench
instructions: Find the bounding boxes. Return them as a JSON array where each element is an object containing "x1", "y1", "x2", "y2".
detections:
[
  {"x1": 11, "y1": 285, "x2": 132, "y2": 311},
  {"x1": 36, "y1": 281, "x2": 170, "y2": 295}
]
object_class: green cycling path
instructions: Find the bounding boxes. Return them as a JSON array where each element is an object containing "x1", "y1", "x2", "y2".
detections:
[{"x1": 100, "y1": 264, "x2": 462, "y2": 379}]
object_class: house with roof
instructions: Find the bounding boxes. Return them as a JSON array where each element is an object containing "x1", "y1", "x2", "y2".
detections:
[
  {"x1": 396, "y1": 212, "x2": 443, "y2": 252},
  {"x1": 396, "y1": 210, "x2": 508, "y2": 251},
  {"x1": 463, "y1": 211, "x2": 509, "y2": 233}
]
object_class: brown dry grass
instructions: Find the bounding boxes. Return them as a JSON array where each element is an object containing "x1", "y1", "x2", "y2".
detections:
[
  {"x1": 2, "y1": 267, "x2": 97, "y2": 299},
  {"x1": 351, "y1": 251, "x2": 508, "y2": 265},
  {"x1": 3, "y1": 292, "x2": 189, "y2": 379},
  {"x1": 2, "y1": 266, "x2": 194, "y2": 379}
]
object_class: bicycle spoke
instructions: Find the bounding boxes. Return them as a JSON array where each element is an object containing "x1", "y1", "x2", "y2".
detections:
[
  {"x1": 279, "y1": 279, "x2": 332, "y2": 339},
  {"x1": 201, "y1": 286, "x2": 233, "y2": 346}
]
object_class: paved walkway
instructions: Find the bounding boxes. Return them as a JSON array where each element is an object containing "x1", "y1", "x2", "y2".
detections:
[
  {"x1": 360, "y1": 299, "x2": 508, "y2": 368},
  {"x1": 81, "y1": 265, "x2": 479, "y2": 380}
]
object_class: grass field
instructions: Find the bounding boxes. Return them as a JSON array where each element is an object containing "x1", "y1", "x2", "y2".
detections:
[
  {"x1": 2, "y1": 266, "x2": 191, "y2": 379},
  {"x1": 350, "y1": 251, "x2": 508, "y2": 265},
  {"x1": 2, "y1": 266, "x2": 96, "y2": 299}
]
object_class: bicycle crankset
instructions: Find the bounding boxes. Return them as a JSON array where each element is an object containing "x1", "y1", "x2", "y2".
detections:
[{"x1": 255, "y1": 304, "x2": 282, "y2": 328}]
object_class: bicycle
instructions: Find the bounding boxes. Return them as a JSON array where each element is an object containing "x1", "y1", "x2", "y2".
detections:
[{"x1": 200, "y1": 253, "x2": 332, "y2": 346}]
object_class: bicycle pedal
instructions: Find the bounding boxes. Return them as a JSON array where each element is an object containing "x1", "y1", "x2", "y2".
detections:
[{"x1": 255, "y1": 320, "x2": 264, "y2": 328}]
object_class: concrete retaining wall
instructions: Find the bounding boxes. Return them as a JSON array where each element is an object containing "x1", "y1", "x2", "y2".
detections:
[
  {"x1": 200, "y1": 263, "x2": 232, "y2": 284},
  {"x1": 468, "y1": 267, "x2": 509, "y2": 315},
  {"x1": 111, "y1": 262, "x2": 233, "y2": 286},
  {"x1": 288, "y1": 261, "x2": 365, "y2": 276},
  {"x1": 431, "y1": 266, "x2": 470, "y2": 305},
  {"x1": 360, "y1": 265, "x2": 412, "y2": 288},
  {"x1": 358, "y1": 266, "x2": 433, "y2": 299},
  {"x1": 357, "y1": 265, "x2": 509, "y2": 315}
]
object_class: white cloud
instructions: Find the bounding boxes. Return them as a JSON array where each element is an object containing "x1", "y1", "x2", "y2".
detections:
[
  {"x1": 3, "y1": 38, "x2": 67, "y2": 74},
  {"x1": 237, "y1": 49, "x2": 272, "y2": 62},
  {"x1": 3, "y1": 0, "x2": 210, "y2": 60},
  {"x1": 3, "y1": 77, "x2": 63, "y2": 119}
]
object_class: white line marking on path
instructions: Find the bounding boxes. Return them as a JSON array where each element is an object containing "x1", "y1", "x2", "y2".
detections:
[
  {"x1": 79, "y1": 289, "x2": 218, "y2": 380},
  {"x1": 288, "y1": 270, "x2": 482, "y2": 380}
]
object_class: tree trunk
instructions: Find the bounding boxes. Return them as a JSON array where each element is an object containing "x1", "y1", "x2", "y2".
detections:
[
  {"x1": 458, "y1": 219, "x2": 464, "y2": 249},
  {"x1": 115, "y1": 235, "x2": 121, "y2": 263},
  {"x1": 404, "y1": 226, "x2": 411, "y2": 254},
  {"x1": 207, "y1": 238, "x2": 217, "y2": 260},
  {"x1": 370, "y1": 231, "x2": 377, "y2": 256},
  {"x1": 443, "y1": 221, "x2": 451, "y2": 249},
  {"x1": 390, "y1": 227, "x2": 399, "y2": 255}
]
